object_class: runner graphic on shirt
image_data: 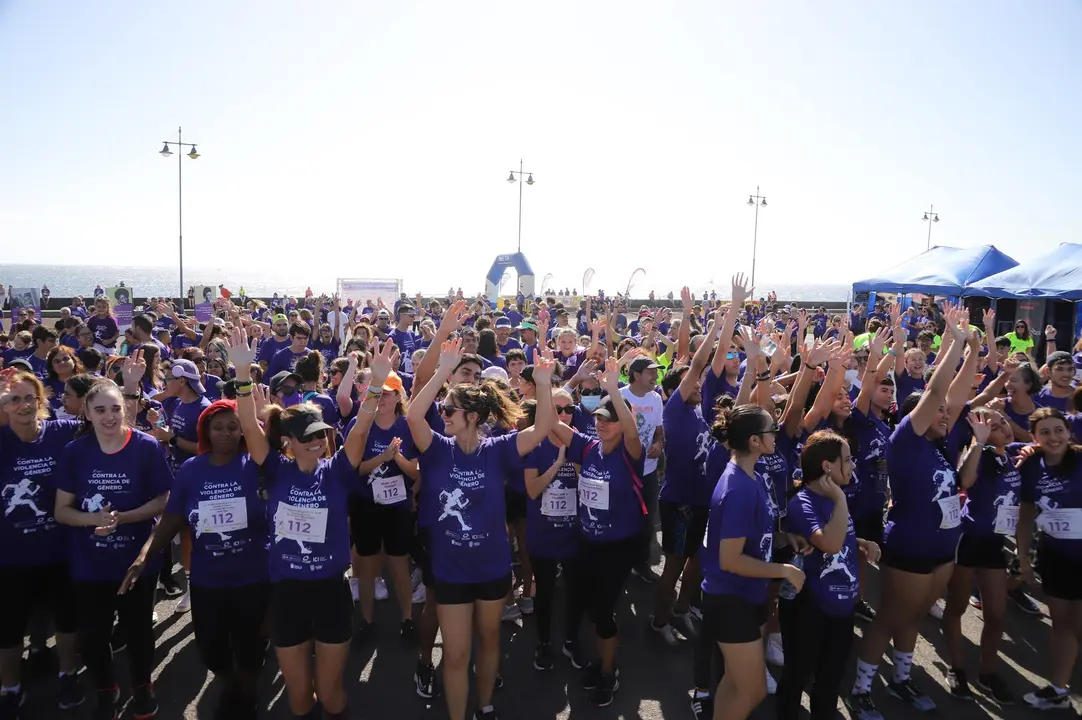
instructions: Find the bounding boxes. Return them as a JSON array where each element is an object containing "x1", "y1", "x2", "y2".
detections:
[
  {"x1": 439, "y1": 488, "x2": 472, "y2": 531},
  {"x1": 82, "y1": 493, "x2": 107, "y2": 513},
  {"x1": 2, "y1": 479, "x2": 46, "y2": 517},
  {"x1": 820, "y1": 546, "x2": 856, "y2": 582},
  {"x1": 188, "y1": 509, "x2": 232, "y2": 542}
]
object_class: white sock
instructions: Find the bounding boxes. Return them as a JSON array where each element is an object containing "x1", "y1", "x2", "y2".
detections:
[{"x1": 768, "y1": 632, "x2": 782, "y2": 646}]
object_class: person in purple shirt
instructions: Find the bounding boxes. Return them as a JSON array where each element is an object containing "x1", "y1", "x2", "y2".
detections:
[
  {"x1": 26, "y1": 325, "x2": 57, "y2": 381},
  {"x1": 699, "y1": 404, "x2": 805, "y2": 720},
  {"x1": 1016, "y1": 408, "x2": 1082, "y2": 709},
  {"x1": 779, "y1": 431, "x2": 879, "y2": 720},
  {"x1": 255, "y1": 314, "x2": 291, "y2": 371},
  {"x1": 1036, "y1": 351, "x2": 1075, "y2": 414},
  {"x1": 87, "y1": 298, "x2": 120, "y2": 354},
  {"x1": 310, "y1": 321, "x2": 341, "y2": 369},
  {"x1": 848, "y1": 308, "x2": 971, "y2": 717},
  {"x1": 266, "y1": 321, "x2": 312, "y2": 380},
  {"x1": 53, "y1": 356, "x2": 172, "y2": 720},
  {"x1": 120, "y1": 399, "x2": 270, "y2": 719},
  {"x1": 228, "y1": 327, "x2": 380, "y2": 720},
  {"x1": 389, "y1": 305, "x2": 421, "y2": 373},
  {"x1": 152, "y1": 359, "x2": 212, "y2": 472},
  {"x1": 517, "y1": 321, "x2": 542, "y2": 364},
  {"x1": 494, "y1": 316, "x2": 521, "y2": 355},
  {"x1": 405, "y1": 338, "x2": 554, "y2": 720},
  {"x1": 43, "y1": 345, "x2": 83, "y2": 412},
  {"x1": 0, "y1": 371, "x2": 84, "y2": 712}
]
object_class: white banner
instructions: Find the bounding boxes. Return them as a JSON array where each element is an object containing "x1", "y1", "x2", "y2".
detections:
[{"x1": 337, "y1": 278, "x2": 402, "y2": 308}]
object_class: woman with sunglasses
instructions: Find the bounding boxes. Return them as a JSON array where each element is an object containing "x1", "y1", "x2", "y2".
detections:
[
  {"x1": 53, "y1": 352, "x2": 172, "y2": 719},
  {"x1": 0, "y1": 370, "x2": 85, "y2": 714},
  {"x1": 228, "y1": 330, "x2": 386, "y2": 720},
  {"x1": 179, "y1": 348, "x2": 222, "y2": 402},
  {"x1": 847, "y1": 308, "x2": 973, "y2": 719},
  {"x1": 44, "y1": 345, "x2": 84, "y2": 414},
  {"x1": 120, "y1": 399, "x2": 270, "y2": 720},
  {"x1": 406, "y1": 338, "x2": 555, "y2": 720},
  {"x1": 1005, "y1": 319, "x2": 1035, "y2": 359}
]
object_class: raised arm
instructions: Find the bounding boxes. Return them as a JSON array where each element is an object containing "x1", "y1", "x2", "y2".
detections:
[
  {"x1": 228, "y1": 327, "x2": 269, "y2": 464},
  {"x1": 119, "y1": 349, "x2": 146, "y2": 425},
  {"x1": 678, "y1": 319, "x2": 718, "y2": 402},
  {"x1": 598, "y1": 356, "x2": 642, "y2": 459},
  {"x1": 516, "y1": 354, "x2": 556, "y2": 456},
  {"x1": 676, "y1": 287, "x2": 693, "y2": 363},
  {"x1": 412, "y1": 300, "x2": 466, "y2": 396},
  {"x1": 946, "y1": 327, "x2": 981, "y2": 425},
  {"x1": 856, "y1": 327, "x2": 892, "y2": 416},
  {"x1": 787, "y1": 339, "x2": 837, "y2": 435},
  {"x1": 407, "y1": 338, "x2": 462, "y2": 453},
  {"x1": 710, "y1": 274, "x2": 752, "y2": 378},
  {"x1": 343, "y1": 342, "x2": 393, "y2": 468},
  {"x1": 910, "y1": 308, "x2": 967, "y2": 436}
]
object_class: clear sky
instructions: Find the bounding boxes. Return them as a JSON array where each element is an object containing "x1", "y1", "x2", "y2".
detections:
[{"x1": 2, "y1": 1, "x2": 1079, "y2": 296}]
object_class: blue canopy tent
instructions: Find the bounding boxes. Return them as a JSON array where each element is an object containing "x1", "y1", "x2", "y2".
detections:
[
  {"x1": 851, "y1": 245, "x2": 1019, "y2": 297},
  {"x1": 963, "y1": 243, "x2": 1082, "y2": 300}
]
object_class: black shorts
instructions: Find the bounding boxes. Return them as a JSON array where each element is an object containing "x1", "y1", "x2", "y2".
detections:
[
  {"x1": 270, "y1": 577, "x2": 354, "y2": 647},
  {"x1": 350, "y1": 500, "x2": 414, "y2": 557},
  {"x1": 414, "y1": 525, "x2": 435, "y2": 588},
  {"x1": 0, "y1": 563, "x2": 78, "y2": 647},
  {"x1": 433, "y1": 574, "x2": 512, "y2": 605},
  {"x1": 853, "y1": 512, "x2": 884, "y2": 546},
  {"x1": 659, "y1": 501, "x2": 709, "y2": 558},
  {"x1": 701, "y1": 592, "x2": 768, "y2": 645},
  {"x1": 880, "y1": 546, "x2": 954, "y2": 575},
  {"x1": 956, "y1": 534, "x2": 1008, "y2": 570},
  {"x1": 505, "y1": 488, "x2": 527, "y2": 523},
  {"x1": 1037, "y1": 543, "x2": 1082, "y2": 601}
]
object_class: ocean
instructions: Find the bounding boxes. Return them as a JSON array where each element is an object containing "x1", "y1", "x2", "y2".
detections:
[{"x1": 0, "y1": 264, "x2": 851, "y2": 303}]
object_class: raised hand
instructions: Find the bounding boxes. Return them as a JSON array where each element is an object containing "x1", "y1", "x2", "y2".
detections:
[
  {"x1": 439, "y1": 300, "x2": 468, "y2": 333},
  {"x1": 597, "y1": 357, "x2": 621, "y2": 396},
  {"x1": 737, "y1": 326, "x2": 758, "y2": 364},
  {"x1": 534, "y1": 355, "x2": 556, "y2": 389},
  {"x1": 983, "y1": 308, "x2": 996, "y2": 332},
  {"x1": 731, "y1": 273, "x2": 752, "y2": 306},
  {"x1": 437, "y1": 338, "x2": 464, "y2": 376},
  {"x1": 968, "y1": 414, "x2": 993, "y2": 445},
  {"x1": 370, "y1": 338, "x2": 395, "y2": 387},
  {"x1": 1045, "y1": 325, "x2": 1058, "y2": 341},
  {"x1": 227, "y1": 327, "x2": 258, "y2": 367},
  {"x1": 121, "y1": 349, "x2": 146, "y2": 391},
  {"x1": 868, "y1": 326, "x2": 890, "y2": 358},
  {"x1": 680, "y1": 286, "x2": 693, "y2": 311}
]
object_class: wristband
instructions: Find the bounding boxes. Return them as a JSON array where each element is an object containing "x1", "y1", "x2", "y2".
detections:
[
  {"x1": 886, "y1": 349, "x2": 898, "y2": 357},
  {"x1": 756, "y1": 372, "x2": 771, "y2": 381},
  {"x1": 235, "y1": 381, "x2": 254, "y2": 392},
  {"x1": 235, "y1": 390, "x2": 253, "y2": 398},
  {"x1": 805, "y1": 363, "x2": 820, "y2": 370},
  {"x1": 367, "y1": 387, "x2": 384, "y2": 397}
]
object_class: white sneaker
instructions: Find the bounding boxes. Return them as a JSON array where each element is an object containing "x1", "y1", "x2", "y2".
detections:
[
  {"x1": 519, "y1": 597, "x2": 535, "y2": 615},
  {"x1": 412, "y1": 584, "x2": 427, "y2": 604},
  {"x1": 765, "y1": 635, "x2": 785, "y2": 667},
  {"x1": 349, "y1": 577, "x2": 360, "y2": 603},
  {"x1": 411, "y1": 567, "x2": 423, "y2": 590},
  {"x1": 765, "y1": 666, "x2": 777, "y2": 695},
  {"x1": 502, "y1": 604, "x2": 522, "y2": 622},
  {"x1": 174, "y1": 590, "x2": 191, "y2": 614},
  {"x1": 374, "y1": 577, "x2": 389, "y2": 601},
  {"x1": 650, "y1": 618, "x2": 680, "y2": 646},
  {"x1": 928, "y1": 600, "x2": 944, "y2": 620}
]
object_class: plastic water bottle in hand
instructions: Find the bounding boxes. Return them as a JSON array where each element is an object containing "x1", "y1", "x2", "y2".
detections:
[{"x1": 779, "y1": 554, "x2": 803, "y2": 601}]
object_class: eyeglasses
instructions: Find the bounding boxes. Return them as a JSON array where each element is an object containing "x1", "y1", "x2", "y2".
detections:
[
  {"x1": 757, "y1": 423, "x2": 780, "y2": 437},
  {"x1": 440, "y1": 403, "x2": 462, "y2": 417},
  {"x1": 191, "y1": 357, "x2": 206, "y2": 364},
  {"x1": 854, "y1": 355, "x2": 869, "y2": 362},
  {"x1": 556, "y1": 406, "x2": 575, "y2": 416}
]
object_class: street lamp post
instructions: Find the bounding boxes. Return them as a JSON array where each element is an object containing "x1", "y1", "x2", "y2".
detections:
[
  {"x1": 159, "y1": 126, "x2": 200, "y2": 302},
  {"x1": 506, "y1": 159, "x2": 535, "y2": 254},
  {"x1": 922, "y1": 204, "x2": 941, "y2": 250},
  {"x1": 746, "y1": 186, "x2": 767, "y2": 290}
]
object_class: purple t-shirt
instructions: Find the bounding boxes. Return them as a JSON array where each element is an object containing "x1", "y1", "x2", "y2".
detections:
[
  {"x1": 0, "y1": 420, "x2": 80, "y2": 567},
  {"x1": 571, "y1": 404, "x2": 597, "y2": 440},
  {"x1": 569, "y1": 430, "x2": 646, "y2": 542},
  {"x1": 389, "y1": 329, "x2": 421, "y2": 372},
  {"x1": 785, "y1": 488, "x2": 859, "y2": 617},
  {"x1": 1035, "y1": 387, "x2": 1070, "y2": 414},
  {"x1": 166, "y1": 453, "x2": 270, "y2": 588},
  {"x1": 558, "y1": 347, "x2": 589, "y2": 381},
  {"x1": 87, "y1": 315, "x2": 119, "y2": 348},
  {"x1": 55, "y1": 430, "x2": 173, "y2": 581},
  {"x1": 161, "y1": 395, "x2": 212, "y2": 469},
  {"x1": 263, "y1": 450, "x2": 358, "y2": 581},
  {"x1": 345, "y1": 414, "x2": 417, "y2": 506},
  {"x1": 850, "y1": 408, "x2": 890, "y2": 519},
  {"x1": 256, "y1": 336, "x2": 291, "y2": 365},
  {"x1": 962, "y1": 447, "x2": 1022, "y2": 537},
  {"x1": 419, "y1": 432, "x2": 520, "y2": 583},
  {"x1": 415, "y1": 402, "x2": 447, "y2": 530},
  {"x1": 883, "y1": 415, "x2": 964, "y2": 559},
  {"x1": 895, "y1": 372, "x2": 926, "y2": 404},
  {"x1": 1020, "y1": 452, "x2": 1082, "y2": 561},
  {"x1": 525, "y1": 436, "x2": 587, "y2": 560},
  {"x1": 267, "y1": 346, "x2": 309, "y2": 379},
  {"x1": 304, "y1": 391, "x2": 341, "y2": 430},
  {"x1": 659, "y1": 392, "x2": 712, "y2": 507},
  {"x1": 27, "y1": 353, "x2": 49, "y2": 381},
  {"x1": 701, "y1": 461, "x2": 775, "y2": 603},
  {"x1": 702, "y1": 368, "x2": 740, "y2": 426}
]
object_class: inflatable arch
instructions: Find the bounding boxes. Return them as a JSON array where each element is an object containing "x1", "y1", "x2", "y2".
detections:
[{"x1": 484, "y1": 253, "x2": 535, "y2": 304}]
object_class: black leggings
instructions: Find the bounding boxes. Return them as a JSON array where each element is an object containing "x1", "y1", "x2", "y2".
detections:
[
  {"x1": 571, "y1": 537, "x2": 638, "y2": 640},
  {"x1": 76, "y1": 579, "x2": 156, "y2": 691},
  {"x1": 190, "y1": 583, "x2": 271, "y2": 677},
  {"x1": 532, "y1": 556, "x2": 583, "y2": 645},
  {"x1": 776, "y1": 591, "x2": 854, "y2": 720}
]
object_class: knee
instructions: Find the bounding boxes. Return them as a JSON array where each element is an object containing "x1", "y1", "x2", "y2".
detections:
[
  {"x1": 442, "y1": 641, "x2": 471, "y2": 670},
  {"x1": 476, "y1": 621, "x2": 500, "y2": 648}
]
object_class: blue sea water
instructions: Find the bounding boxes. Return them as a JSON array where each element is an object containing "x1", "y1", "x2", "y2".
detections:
[{"x1": 0, "y1": 264, "x2": 851, "y2": 303}]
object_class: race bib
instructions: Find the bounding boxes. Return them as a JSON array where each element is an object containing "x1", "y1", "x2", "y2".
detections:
[
  {"x1": 938, "y1": 495, "x2": 962, "y2": 530},
  {"x1": 994, "y1": 505, "x2": 1019, "y2": 535},
  {"x1": 275, "y1": 502, "x2": 328, "y2": 544},
  {"x1": 373, "y1": 475, "x2": 407, "y2": 506},
  {"x1": 578, "y1": 476, "x2": 610, "y2": 511},
  {"x1": 541, "y1": 487, "x2": 577, "y2": 518},
  {"x1": 197, "y1": 498, "x2": 248, "y2": 534},
  {"x1": 1038, "y1": 508, "x2": 1082, "y2": 540}
]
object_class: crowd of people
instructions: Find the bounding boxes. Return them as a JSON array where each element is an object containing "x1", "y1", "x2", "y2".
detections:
[{"x1": 1, "y1": 276, "x2": 1081, "y2": 720}]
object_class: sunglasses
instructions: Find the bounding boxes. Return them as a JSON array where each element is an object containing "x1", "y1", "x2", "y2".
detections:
[
  {"x1": 440, "y1": 403, "x2": 463, "y2": 417},
  {"x1": 298, "y1": 431, "x2": 325, "y2": 444},
  {"x1": 726, "y1": 352, "x2": 738, "y2": 360},
  {"x1": 556, "y1": 406, "x2": 575, "y2": 416},
  {"x1": 579, "y1": 387, "x2": 602, "y2": 396}
]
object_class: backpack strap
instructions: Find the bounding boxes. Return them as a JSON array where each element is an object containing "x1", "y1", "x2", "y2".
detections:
[{"x1": 585, "y1": 439, "x2": 647, "y2": 516}]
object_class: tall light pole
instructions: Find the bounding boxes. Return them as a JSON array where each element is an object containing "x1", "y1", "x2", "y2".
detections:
[
  {"x1": 159, "y1": 127, "x2": 200, "y2": 301},
  {"x1": 506, "y1": 159, "x2": 535, "y2": 254},
  {"x1": 922, "y1": 204, "x2": 941, "y2": 250},
  {"x1": 747, "y1": 186, "x2": 767, "y2": 290}
]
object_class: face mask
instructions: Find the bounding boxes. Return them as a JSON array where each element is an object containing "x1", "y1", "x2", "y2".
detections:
[
  {"x1": 581, "y1": 395, "x2": 601, "y2": 411},
  {"x1": 282, "y1": 392, "x2": 302, "y2": 408}
]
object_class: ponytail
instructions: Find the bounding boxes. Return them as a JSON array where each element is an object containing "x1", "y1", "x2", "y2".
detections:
[{"x1": 263, "y1": 404, "x2": 286, "y2": 453}]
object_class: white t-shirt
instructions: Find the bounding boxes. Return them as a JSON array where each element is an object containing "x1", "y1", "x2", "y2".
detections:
[
  {"x1": 326, "y1": 311, "x2": 350, "y2": 343},
  {"x1": 619, "y1": 386, "x2": 664, "y2": 475}
]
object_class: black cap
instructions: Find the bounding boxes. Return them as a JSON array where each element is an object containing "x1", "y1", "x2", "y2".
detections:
[
  {"x1": 627, "y1": 357, "x2": 661, "y2": 377},
  {"x1": 281, "y1": 407, "x2": 333, "y2": 439},
  {"x1": 591, "y1": 393, "x2": 630, "y2": 421},
  {"x1": 1047, "y1": 350, "x2": 1072, "y2": 368},
  {"x1": 269, "y1": 370, "x2": 303, "y2": 396},
  {"x1": 216, "y1": 378, "x2": 239, "y2": 400}
]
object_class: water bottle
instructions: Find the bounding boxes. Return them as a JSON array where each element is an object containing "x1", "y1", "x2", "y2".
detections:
[{"x1": 779, "y1": 553, "x2": 803, "y2": 601}]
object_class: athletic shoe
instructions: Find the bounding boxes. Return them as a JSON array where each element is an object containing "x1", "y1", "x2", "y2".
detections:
[
  {"x1": 590, "y1": 671, "x2": 619, "y2": 707},
  {"x1": 947, "y1": 669, "x2": 974, "y2": 700},
  {"x1": 689, "y1": 689, "x2": 713, "y2": 720},
  {"x1": 581, "y1": 661, "x2": 602, "y2": 691},
  {"x1": 854, "y1": 599, "x2": 877, "y2": 623},
  {"x1": 969, "y1": 592, "x2": 982, "y2": 610},
  {"x1": 58, "y1": 673, "x2": 86, "y2": 710},
  {"x1": 518, "y1": 597, "x2": 535, "y2": 615},
  {"x1": 845, "y1": 692, "x2": 884, "y2": 720},
  {"x1": 501, "y1": 604, "x2": 522, "y2": 622},
  {"x1": 650, "y1": 618, "x2": 680, "y2": 646},
  {"x1": 976, "y1": 673, "x2": 1015, "y2": 705},
  {"x1": 411, "y1": 583, "x2": 427, "y2": 604},
  {"x1": 1009, "y1": 587, "x2": 1041, "y2": 616},
  {"x1": 349, "y1": 577, "x2": 360, "y2": 603},
  {"x1": 671, "y1": 610, "x2": 698, "y2": 639},
  {"x1": 158, "y1": 577, "x2": 183, "y2": 597},
  {"x1": 562, "y1": 640, "x2": 586, "y2": 670},
  {"x1": 473, "y1": 707, "x2": 500, "y2": 720},
  {"x1": 93, "y1": 686, "x2": 120, "y2": 720},
  {"x1": 174, "y1": 590, "x2": 192, "y2": 614},
  {"x1": 765, "y1": 635, "x2": 785, "y2": 666},
  {"x1": 927, "y1": 600, "x2": 944, "y2": 620},
  {"x1": 688, "y1": 605, "x2": 703, "y2": 623},
  {"x1": 400, "y1": 619, "x2": 415, "y2": 639},
  {"x1": 374, "y1": 577, "x2": 389, "y2": 601},
  {"x1": 414, "y1": 661, "x2": 440, "y2": 699},
  {"x1": 765, "y1": 667, "x2": 777, "y2": 695},
  {"x1": 1023, "y1": 685, "x2": 1070, "y2": 710},
  {"x1": 411, "y1": 567, "x2": 423, "y2": 590},
  {"x1": 886, "y1": 679, "x2": 936, "y2": 711},
  {"x1": 533, "y1": 642, "x2": 553, "y2": 671},
  {"x1": 631, "y1": 566, "x2": 659, "y2": 584},
  {"x1": 131, "y1": 683, "x2": 159, "y2": 719}
]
